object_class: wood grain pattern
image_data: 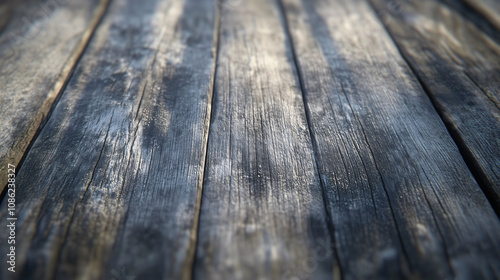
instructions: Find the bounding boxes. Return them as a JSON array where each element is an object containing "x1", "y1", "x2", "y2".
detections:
[
  {"x1": 193, "y1": 0, "x2": 335, "y2": 279},
  {"x1": 0, "y1": 0, "x2": 218, "y2": 279},
  {"x1": 464, "y1": 0, "x2": 500, "y2": 31},
  {"x1": 0, "y1": 0, "x2": 109, "y2": 192},
  {"x1": 369, "y1": 0, "x2": 500, "y2": 212},
  {"x1": 282, "y1": 0, "x2": 500, "y2": 278},
  {"x1": 1, "y1": 0, "x2": 499, "y2": 279}
]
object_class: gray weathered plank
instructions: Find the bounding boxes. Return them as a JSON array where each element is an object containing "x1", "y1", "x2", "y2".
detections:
[
  {"x1": 0, "y1": 0, "x2": 218, "y2": 279},
  {"x1": 370, "y1": 0, "x2": 500, "y2": 212},
  {"x1": 464, "y1": 0, "x2": 500, "y2": 31},
  {"x1": 0, "y1": 0, "x2": 60, "y2": 35},
  {"x1": 0, "y1": 0, "x2": 109, "y2": 191},
  {"x1": 193, "y1": 0, "x2": 335, "y2": 279},
  {"x1": 282, "y1": 0, "x2": 500, "y2": 278}
]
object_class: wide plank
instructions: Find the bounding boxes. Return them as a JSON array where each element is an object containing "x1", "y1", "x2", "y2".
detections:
[
  {"x1": 0, "y1": 0, "x2": 109, "y2": 191},
  {"x1": 193, "y1": 0, "x2": 336, "y2": 279},
  {"x1": 282, "y1": 0, "x2": 500, "y2": 278},
  {"x1": 0, "y1": 0, "x2": 218, "y2": 279},
  {"x1": 370, "y1": 0, "x2": 500, "y2": 212}
]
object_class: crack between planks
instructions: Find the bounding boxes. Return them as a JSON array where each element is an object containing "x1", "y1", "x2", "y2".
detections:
[
  {"x1": 463, "y1": 71, "x2": 500, "y2": 111},
  {"x1": 366, "y1": 0, "x2": 500, "y2": 218},
  {"x1": 276, "y1": 0, "x2": 344, "y2": 278},
  {"x1": 189, "y1": 1, "x2": 222, "y2": 279},
  {"x1": 0, "y1": 0, "x2": 113, "y2": 204}
]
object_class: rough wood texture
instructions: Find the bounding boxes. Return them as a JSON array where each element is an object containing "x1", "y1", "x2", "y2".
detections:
[
  {"x1": 193, "y1": 0, "x2": 335, "y2": 279},
  {"x1": 0, "y1": 0, "x2": 218, "y2": 279},
  {"x1": 1, "y1": 0, "x2": 500, "y2": 279},
  {"x1": 370, "y1": 0, "x2": 500, "y2": 212},
  {"x1": 282, "y1": 0, "x2": 500, "y2": 278},
  {"x1": 464, "y1": 0, "x2": 500, "y2": 31},
  {"x1": 0, "y1": 0, "x2": 109, "y2": 191}
]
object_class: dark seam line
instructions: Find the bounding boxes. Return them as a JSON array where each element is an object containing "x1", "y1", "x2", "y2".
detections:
[
  {"x1": 15, "y1": 1, "x2": 114, "y2": 277},
  {"x1": 463, "y1": 71, "x2": 500, "y2": 111},
  {"x1": 275, "y1": 0, "x2": 344, "y2": 278},
  {"x1": 189, "y1": 1, "x2": 222, "y2": 279},
  {"x1": 0, "y1": 0, "x2": 113, "y2": 205},
  {"x1": 366, "y1": 0, "x2": 500, "y2": 218}
]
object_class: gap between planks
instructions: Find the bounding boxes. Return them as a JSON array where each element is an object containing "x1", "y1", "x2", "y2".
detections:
[
  {"x1": 189, "y1": 1, "x2": 222, "y2": 279},
  {"x1": 366, "y1": 0, "x2": 500, "y2": 217},
  {"x1": 275, "y1": 0, "x2": 343, "y2": 277},
  {"x1": 0, "y1": 0, "x2": 111, "y2": 195}
]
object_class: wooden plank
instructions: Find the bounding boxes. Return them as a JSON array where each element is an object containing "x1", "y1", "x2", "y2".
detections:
[
  {"x1": 438, "y1": 0, "x2": 500, "y2": 44},
  {"x1": 369, "y1": 0, "x2": 500, "y2": 212},
  {"x1": 282, "y1": 0, "x2": 500, "y2": 278},
  {"x1": 0, "y1": 0, "x2": 55, "y2": 35},
  {"x1": 193, "y1": 0, "x2": 336, "y2": 279},
  {"x1": 463, "y1": 0, "x2": 500, "y2": 31},
  {"x1": 0, "y1": 0, "x2": 16, "y2": 33},
  {"x1": 0, "y1": 0, "x2": 218, "y2": 279},
  {"x1": 0, "y1": 0, "x2": 109, "y2": 192}
]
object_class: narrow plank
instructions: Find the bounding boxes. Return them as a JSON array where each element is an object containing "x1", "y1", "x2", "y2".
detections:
[
  {"x1": 0, "y1": 0, "x2": 109, "y2": 191},
  {"x1": 193, "y1": 0, "x2": 335, "y2": 279},
  {"x1": 0, "y1": 0, "x2": 218, "y2": 279},
  {"x1": 463, "y1": 0, "x2": 500, "y2": 31},
  {"x1": 369, "y1": 0, "x2": 500, "y2": 211},
  {"x1": 282, "y1": 0, "x2": 500, "y2": 278}
]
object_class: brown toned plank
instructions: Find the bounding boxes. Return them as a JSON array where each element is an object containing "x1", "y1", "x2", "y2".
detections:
[
  {"x1": 0, "y1": 0, "x2": 218, "y2": 279},
  {"x1": 0, "y1": 0, "x2": 109, "y2": 192},
  {"x1": 282, "y1": 0, "x2": 500, "y2": 278},
  {"x1": 193, "y1": 0, "x2": 336, "y2": 279},
  {"x1": 369, "y1": 0, "x2": 500, "y2": 212},
  {"x1": 464, "y1": 0, "x2": 500, "y2": 31}
]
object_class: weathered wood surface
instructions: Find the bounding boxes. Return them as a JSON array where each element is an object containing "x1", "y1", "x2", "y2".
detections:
[
  {"x1": 193, "y1": 0, "x2": 335, "y2": 279},
  {"x1": 0, "y1": 0, "x2": 218, "y2": 279},
  {"x1": 0, "y1": 0, "x2": 17, "y2": 33},
  {"x1": 1, "y1": 0, "x2": 500, "y2": 279},
  {"x1": 370, "y1": 0, "x2": 500, "y2": 212},
  {"x1": 438, "y1": 0, "x2": 500, "y2": 44},
  {"x1": 282, "y1": 0, "x2": 500, "y2": 278},
  {"x1": 0, "y1": 0, "x2": 62, "y2": 35},
  {"x1": 464, "y1": 0, "x2": 500, "y2": 31},
  {"x1": 0, "y1": 0, "x2": 109, "y2": 192}
]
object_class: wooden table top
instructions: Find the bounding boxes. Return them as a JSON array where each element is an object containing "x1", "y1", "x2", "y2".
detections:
[{"x1": 0, "y1": 0, "x2": 499, "y2": 279}]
